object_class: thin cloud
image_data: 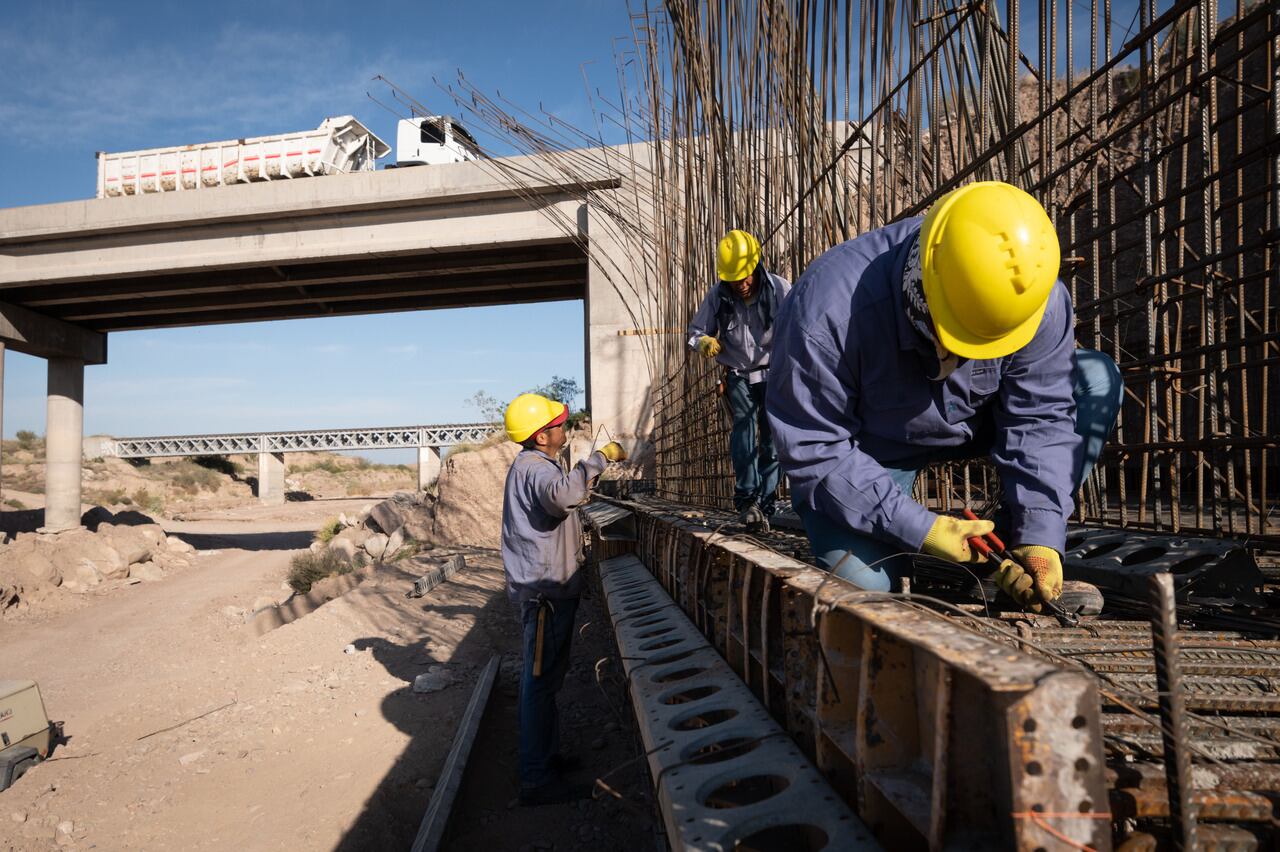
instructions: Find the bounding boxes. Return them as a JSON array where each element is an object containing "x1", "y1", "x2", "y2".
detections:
[{"x1": 0, "y1": 9, "x2": 445, "y2": 149}]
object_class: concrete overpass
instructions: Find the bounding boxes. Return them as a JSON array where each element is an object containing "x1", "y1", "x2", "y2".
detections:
[
  {"x1": 0, "y1": 148, "x2": 654, "y2": 529},
  {"x1": 86, "y1": 422, "x2": 499, "y2": 503}
]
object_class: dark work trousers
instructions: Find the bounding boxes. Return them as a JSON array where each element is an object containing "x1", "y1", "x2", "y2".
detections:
[
  {"x1": 724, "y1": 372, "x2": 780, "y2": 514},
  {"x1": 517, "y1": 594, "x2": 579, "y2": 789}
]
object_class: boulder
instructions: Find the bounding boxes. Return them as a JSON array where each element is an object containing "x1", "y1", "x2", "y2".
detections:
[
  {"x1": 384, "y1": 528, "x2": 406, "y2": 559},
  {"x1": 72, "y1": 559, "x2": 104, "y2": 590},
  {"x1": 18, "y1": 552, "x2": 60, "y2": 586},
  {"x1": 364, "y1": 533, "x2": 389, "y2": 560},
  {"x1": 165, "y1": 536, "x2": 196, "y2": 554},
  {"x1": 331, "y1": 526, "x2": 371, "y2": 550},
  {"x1": 50, "y1": 533, "x2": 126, "y2": 582},
  {"x1": 135, "y1": 525, "x2": 167, "y2": 546},
  {"x1": 327, "y1": 536, "x2": 359, "y2": 565},
  {"x1": 101, "y1": 526, "x2": 153, "y2": 566},
  {"x1": 129, "y1": 562, "x2": 165, "y2": 582},
  {"x1": 366, "y1": 500, "x2": 407, "y2": 536}
]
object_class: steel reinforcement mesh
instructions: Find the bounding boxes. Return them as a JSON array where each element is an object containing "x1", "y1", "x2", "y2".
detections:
[{"x1": 637, "y1": 0, "x2": 1278, "y2": 546}]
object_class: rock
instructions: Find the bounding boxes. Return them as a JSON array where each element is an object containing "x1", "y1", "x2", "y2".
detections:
[
  {"x1": 165, "y1": 536, "x2": 195, "y2": 554},
  {"x1": 327, "y1": 536, "x2": 359, "y2": 565},
  {"x1": 57, "y1": 820, "x2": 74, "y2": 835},
  {"x1": 363, "y1": 533, "x2": 389, "y2": 560},
  {"x1": 11, "y1": 811, "x2": 26, "y2": 823},
  {"x1": 72, "y1": 559, "x2": 104, "y2": 589},
  {"x1": 412, "y1": 669, "x2": 455, "y2": 694},
  {"x1": 128, "y1": 562, "x2": 165, "y2": 582},
  {"x1": 134, "y1": 524, "x2": 167, "y2": 546},
  {"x1": 179, "y1": 750, "x2": 205, "y2": 766},
  {"x1": 309, "y1": 540, "x2": 324, "y2": 554},
  {"x1": 338, "y1": 512, "x2": 350, "y2": 528},
  {"x1": 222, "y1": 605, "x2": 244, "y2": 621},
  {"x1": 102, "y1": 526, "x2": 153, "y2": 566},
  {"x1": 367, "y1": 500, "x2": 406, "y2": 536},
  {"x1": 19, "y1": 552, "x2": 60, "y2": 586},
  {"x1": 343, "y1": 644, "x2": 356, "y2": 654},
  {"x1": 384, "y1": 528, "x2": 405, "y2": 559}
]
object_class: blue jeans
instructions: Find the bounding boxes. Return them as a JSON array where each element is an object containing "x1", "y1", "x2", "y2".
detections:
[
  {"x1": 797, "y1": 349, "x2": 1123, "y2": 591},
  {"x1": 518, "y1": 595, "x2": 578, "y2": 788},
  {"x1": 725, "y1": 374, "x2": 780, "y2": 513}
]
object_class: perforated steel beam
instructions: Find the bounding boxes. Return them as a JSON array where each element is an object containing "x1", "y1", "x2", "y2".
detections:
[
  {"x1": 600, "y1": 553, "x2": 881, "y2": 851},
  {"x1": 591, "y1": 499, "x2": 1112, "y2": 851}
]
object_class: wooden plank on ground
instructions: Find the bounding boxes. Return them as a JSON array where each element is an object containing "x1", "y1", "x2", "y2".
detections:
[{"x1": 410, "y1": 653, "x2": 501, "y2": 852}]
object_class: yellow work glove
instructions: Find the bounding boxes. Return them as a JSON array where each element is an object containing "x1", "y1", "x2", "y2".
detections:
[
  {"x1": 599, "y1": 441, "x2": 627, "y2": 463},
  {"x1": 1010, "y1": 545, "x2": 1064, "y2": 603},
  {"x1": 920, "y1": 515, "x2": 993, "y2": 564},
  {"x1": 696, "y1": 335, "x2": 722, "y2": 358}
]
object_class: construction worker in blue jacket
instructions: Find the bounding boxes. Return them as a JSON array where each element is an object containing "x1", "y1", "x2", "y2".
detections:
[
  {"x1": 500, "y1": 393, "x2": 626, "y2": 805},
  {"x1": 688, "y1": 230, "x2": 792, "y2": 532},
  {"x1": 766, "y1": 182, "x2": 1123, "y2": 607}
]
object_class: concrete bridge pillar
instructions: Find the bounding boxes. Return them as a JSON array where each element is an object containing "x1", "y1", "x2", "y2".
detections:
[
  {"x1": 44, "y1": 357, "x2": 85, "y2": 531},
  {"x1": 417, "y1": 446, "x2": 441, "y2": 491},
  {"x1": 258, "y1": 451, "x2": 286, "y2": 506}
]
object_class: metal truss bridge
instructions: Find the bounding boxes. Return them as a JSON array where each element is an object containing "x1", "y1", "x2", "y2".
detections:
[{"x1": 104, "y1": 423, "x2": 499, "y2": 459}]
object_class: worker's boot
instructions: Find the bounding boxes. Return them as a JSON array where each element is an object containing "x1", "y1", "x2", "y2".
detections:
[{"x1": 740, "y1": 504, "x2": 770, "y2": 535}]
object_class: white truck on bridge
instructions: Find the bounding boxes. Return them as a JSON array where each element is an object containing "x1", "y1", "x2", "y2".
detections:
[{"x1": 96, "y1": 114, "x2": 478, "y2": 198}]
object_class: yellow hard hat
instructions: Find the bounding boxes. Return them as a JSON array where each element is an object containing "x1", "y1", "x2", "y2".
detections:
[
  {"x1": 716, "y1": 229, "x2": 762, "y2": 281},
  {"x1": 504, "y1": 393, "x2": 568, "y2": 443},
  {"x1": 920, "y1": 181, "x2": 1061, "y2": 360}
]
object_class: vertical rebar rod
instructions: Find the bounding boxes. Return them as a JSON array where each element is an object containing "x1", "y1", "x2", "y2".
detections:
[{"x1": 1149, "y1": 573, "x2": 1197, "y2": 850}]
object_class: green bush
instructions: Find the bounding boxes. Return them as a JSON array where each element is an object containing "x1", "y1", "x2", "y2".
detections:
[
  {"x1": 315, "y1": 518, "x2": 343, "y2": 543},
  {"x1": 131, "y1": 488, "x2": 164, "y2": 515},
  {"x1": 15, "y1": 430, "x2": 39, "y2": 450},
  {"x1": 4, "y1": 498, "x2": 27, "y2": 510},
  {"x1": 287, "y1": 550, "x2": 354, "y2": 594}
]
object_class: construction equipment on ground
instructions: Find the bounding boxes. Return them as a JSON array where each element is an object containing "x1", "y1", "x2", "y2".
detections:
[{"x1": 0, "y1": 680, "x2": 60, "y2": 793}]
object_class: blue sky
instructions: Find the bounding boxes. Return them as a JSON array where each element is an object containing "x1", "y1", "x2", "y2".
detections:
[{"x1": 0, "y1": 0, "x2": 635, "y2": 456}]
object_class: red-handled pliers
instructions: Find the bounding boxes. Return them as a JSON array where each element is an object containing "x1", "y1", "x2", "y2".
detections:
[{"x1": 962, "y1": 508, "x2": 1077, "y2": 624}]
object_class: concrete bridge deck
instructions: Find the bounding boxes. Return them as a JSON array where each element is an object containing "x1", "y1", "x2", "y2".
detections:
[{"x1": 0, "y1": 145, "x2": 654, "y2": 528}]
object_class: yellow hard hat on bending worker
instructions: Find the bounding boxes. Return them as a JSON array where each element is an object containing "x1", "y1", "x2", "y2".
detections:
[
  {"x1": 716, "y1": 229, "x2": 762, "y2": 282},
  {"x1": 919, "y1": 181, "x2": 1061, "y2": 360}
]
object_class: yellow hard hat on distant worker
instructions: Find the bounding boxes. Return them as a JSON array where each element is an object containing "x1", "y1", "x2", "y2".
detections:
[
  {"x1": 716, "y1": 229, "x2": 762, "y2": 282},
  {"x1": 920, "y1": 181, "x2": 1061, "y2": 360},
  {"x1": 504, "y1": 393, "x2": 568, "y2": 443}
]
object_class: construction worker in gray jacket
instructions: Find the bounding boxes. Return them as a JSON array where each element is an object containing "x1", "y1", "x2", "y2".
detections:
[
  {"x1": 500, "y1": 392, "x2": 626, "y2": 806},
  {"x1": 688, "y1": 229, "x2": 792, "y2": 532}
]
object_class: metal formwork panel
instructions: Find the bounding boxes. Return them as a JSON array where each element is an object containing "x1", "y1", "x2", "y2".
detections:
[
  {"x1": 609, "y1": 498, "x2": 1112, "y2": 851},
  {"x1": 600, "y1": 553, "x2": 880, "y2": 852}
]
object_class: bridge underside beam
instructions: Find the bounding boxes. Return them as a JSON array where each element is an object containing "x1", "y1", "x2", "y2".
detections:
[
  {"x1": 0, "y1": 300, "x2": 107, "y2": 364},
  {"x1": 1, "y1": 241, "x2": 587, "y2": 332}
]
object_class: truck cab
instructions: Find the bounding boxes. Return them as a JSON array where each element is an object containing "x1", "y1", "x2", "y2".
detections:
[{"x1": 394, "y1": 116, "x2": 480, "y2": 167}]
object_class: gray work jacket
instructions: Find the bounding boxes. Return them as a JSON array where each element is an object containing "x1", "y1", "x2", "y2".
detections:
[
  {"x1": 500, "y1": 448, "x2": 608, "y2": 602},
  {"x1": 687, "y1": 270, "x2": 792, "y2": 384}
]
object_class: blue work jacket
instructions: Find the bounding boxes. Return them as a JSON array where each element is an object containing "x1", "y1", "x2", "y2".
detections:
[
  {"x1": 766, "y1": 218, "x2": 1081, "y2": 553},
  {"x1": 687, "y1": 270, "x2": 792, "y2": 381},
  {"x1": 501, "y1": 448, "x2": 607, "y2": 602}
]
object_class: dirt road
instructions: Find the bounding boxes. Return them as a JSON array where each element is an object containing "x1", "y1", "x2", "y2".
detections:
[{"x1": 1, "y1": 500, "x2": 659, "y2": 851}]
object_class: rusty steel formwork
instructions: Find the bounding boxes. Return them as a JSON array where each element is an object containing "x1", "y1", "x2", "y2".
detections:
[
  {"x1": 589, "y1": 496, "x2": 1280, "y2": 850},
  {"x1": 626, "y1": 0, "x2": 1279, "y2": 547},
  {"x1": 591, "y1": 497, "x2": 1113, "y2": 850}
]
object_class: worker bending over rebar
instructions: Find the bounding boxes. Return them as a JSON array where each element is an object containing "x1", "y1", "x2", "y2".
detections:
[
  {"x1": 688, "y1": 229, "x2": 792, "y2": 533},
  {"x1": 766, "y1": 181, "x2": 1123, "y2": 607},
  {"x1": 500, "y1": 393, "x2": 626, "y2": 806}
]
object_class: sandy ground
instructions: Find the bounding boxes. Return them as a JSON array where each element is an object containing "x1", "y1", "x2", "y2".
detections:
[{"x1": 1, "y1": 499, "x2": 660, "y2": 851}]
